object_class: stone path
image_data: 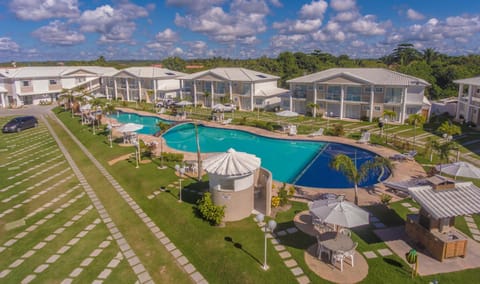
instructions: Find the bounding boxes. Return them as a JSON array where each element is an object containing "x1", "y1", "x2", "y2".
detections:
[
  {"x1": 254, "y1": 218, "x2": 310, "y2": 284},
  {"x1": 42, "y1": 116, "x2": 154, "y2": 284},
  {"x1": 464, "y1": 215, "x2": 480, "y2": 242},
  {"x1": 49, "y1": 114, "x2": 208, "y2": 284}
]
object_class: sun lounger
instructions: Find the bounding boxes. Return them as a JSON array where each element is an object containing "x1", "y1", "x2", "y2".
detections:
[
  {"x1": 288, "y1": 125, "x2": 297, "y2": 136},
  {"x1": 222, "y1": 118, "x2": 232, "y2": 125},
  {"x1": 357, "y1": 132, "x2": 370, "y2": 144},
  {"x1": 308, "y1": 128, "x2": 324, "y2": 137}
]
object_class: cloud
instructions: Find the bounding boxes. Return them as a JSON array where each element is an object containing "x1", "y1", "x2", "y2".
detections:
[
  {"x1": 350, "y1": 15, "x2": 387, "y2": 35},
  {"x1": 10, "y1": 0, "x2": 80, "y2": 21},
  {"x1": 0, "y1": 37, "x2": 20, "y2": 51},
  {"x1": 166, "y1": 0, "x2": 225, "y2": 12},
  {"x1": 406, "y1": 8, "x2": 425, "y2": 21},
  {"x1": 32, "y1": 20, "x2": 85, "y2": 45},
  {"x1": 330, "y1": 0, "x2": 356, "y2": 11},
  {"x1": 273, "y1": 19, "x2": 322, "y2": 34},
  {"x1": 155, "y1": 28, "x2": 179, "y2": 43},
  {"x1": 174, "y1": 1, "x2": 269, "y2": 44},
  {"x1": 75, "y1": 3, "x2": 148, "y2": 43},
  {"x1": 299, "y1": 0, "x2": 328, "y2": 19},
  {"x1": 269, "y1": 0, "x2": 282, "y2": 7}
]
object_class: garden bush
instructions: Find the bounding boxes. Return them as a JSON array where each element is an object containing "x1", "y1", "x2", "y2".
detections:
[{"x1": 197, "y1": 192, "x2": 225, "y2": 225}]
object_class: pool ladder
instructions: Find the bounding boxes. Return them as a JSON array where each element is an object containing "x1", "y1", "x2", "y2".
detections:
[{"x1": 290, "y1": 143, "x2": 330, "y2": 186}]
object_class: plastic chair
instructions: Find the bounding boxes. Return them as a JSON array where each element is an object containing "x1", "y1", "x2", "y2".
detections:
[
  {"x1": 339, "y1": 228, "x2": 351, "y2": 237},
  {"x1": 344, "y1": 242, "x2": 358, "y2": 267},
  {"x1": 332, "y1": 251, "x2": 345, "y2": 271}
]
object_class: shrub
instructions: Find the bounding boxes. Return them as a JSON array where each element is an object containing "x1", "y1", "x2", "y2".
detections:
[
  {"x1": 197, "y1": 192, "x2": 225, "y2": 225},
  {"x1": 271, "y1": 196, "x2": 281, "y2": 208},
  {"x1": 161, "y1": 152, "x2": 184, "y2": 162},
  {"x1": 278, "y1": 186, "x2": 289, "y2": 206},
  {"x1": 332, "y1": 124, "x2": 345, "y2": 136},
  {"x1": 380, "y1": 193, "x2": 392, "y2": 205}
]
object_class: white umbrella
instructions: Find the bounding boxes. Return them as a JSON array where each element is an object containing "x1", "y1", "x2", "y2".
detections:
[
  {"x1": 80, "y1": 104, "x2": 91, "y2": 111},
  {"x1": 275, "y1": 110, "x2": 299, "y2": 117},
  {"x1": 212, "y1": 103, "x2": 226, "y2": 111},
  {"x1": 435, "y1": 161, "x2": 480, "y2": 179},
  {"x1": 309, "y1": 199, "x2": 369, "y2": 228},
  {"x1": 92, "y1": 92, "x2": 107, "y2": 98},
  {"x1": 116, "y1": 123, "x2": 143, "y2": 133}
]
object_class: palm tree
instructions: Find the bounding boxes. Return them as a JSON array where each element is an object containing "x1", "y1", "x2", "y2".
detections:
[
  {"x1": 330, "y1": 154, "x2": 393, "y2": 205},
  {"x1": 194, "y1": 121, "x2": 202, "y2": 181},
  {"x1": 424, "y1": 137, "x2": 439, "y2": 162},
  {"x1": 60, "y1": 88, "x2": 75, "y2": 117},
  {"x1": 156, "y1": 121, "x2": 171, "y2": 169},
  {"x1": 437, "y1": 120, "x2": 461, "y2": 138},
  {"x1": 90, "y1": 98, "x2": 104, "y2": 135},
  {"x1": 383, "y1": 109, "x2": 397, "y2": 143},
  {"x1": 308, "y1": 102, "x2": 319, "y2": 118},
  {"x1": 406, "y1": 114, "x2": 426, "y2": 150}
]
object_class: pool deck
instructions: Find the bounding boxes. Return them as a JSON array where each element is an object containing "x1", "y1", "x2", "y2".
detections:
[{"x1": 110, "y1": 108, "x2": 426, "y2": 206}]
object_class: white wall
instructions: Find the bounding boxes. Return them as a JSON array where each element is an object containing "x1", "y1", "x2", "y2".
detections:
[
  {"x1": 255, "y1": 80, "x2": 277, "y2": 91},
  {"x1": 406, "y1": 86, "x2": 425, "y2": 104}
]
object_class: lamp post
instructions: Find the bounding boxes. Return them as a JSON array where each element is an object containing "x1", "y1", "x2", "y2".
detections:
[
  {"x1": 107, "y1": 123, "x2": 112, "y2": 148},
  {"x1": 175, "y1": 164, "x2": 185, "y2": 202},
  {"x1": 255, "y1": 213, "x2": 277, "y2": 270},
  {"x1": 384, "y1": 118, "x2": 388, "y2": 144},
  {"x1": 133, "y1": 140, "x2": 140, "y2": 168}
]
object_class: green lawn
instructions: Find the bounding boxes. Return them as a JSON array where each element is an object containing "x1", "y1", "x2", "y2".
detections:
[{"x1": 53, "y1": 107, "x2": 480, "y2": 283}]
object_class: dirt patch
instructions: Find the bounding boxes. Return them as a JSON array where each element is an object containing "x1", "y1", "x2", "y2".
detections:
[{"x1": 108, "y1": 154, "x2": 133, "y2": 166}]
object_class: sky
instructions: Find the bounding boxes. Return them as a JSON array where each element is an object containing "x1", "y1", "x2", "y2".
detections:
[{"x1": 1, "y1": 0, "x2": 480, "y2": 62}]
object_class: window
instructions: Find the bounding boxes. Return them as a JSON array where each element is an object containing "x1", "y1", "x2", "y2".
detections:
[
  {"x1": 22, "y1": 81, "x2": 30, "y2": 87},
  {"x1": 364, "y1": 86, "x2": 372, "y2": 93},
  {"x1": 216, "y1": 82, "x2": 225, "y2": 94},
  {"x1": 293, "y1": 85, "x2": 307, "y2": 98},
  {"x1": 317, "y1": 85, "x2": 324, "y2": 92},
  {"x1": 255, "y1": 98, "x2": 264, "y2": 105},
  {"x1": 49, "y1": 79, "x2": 57, "y2": 85},
  {"x1": 374, "y1": 106, "x2": 381, "y2": 111},
  {"x1": 385, "y1": 88, "x2": 402, "y2": 103},
  {"x1": 326, "y1": 86, "x2": 341, "y2": 100},
  {"x1": 345, "y1": 86, "x2": 361, "y2": 101},
  {"x1": 242, "y1": 83, "x2": 251, "y2": 95},
  {"x1": 374, "y1": 87, "x2": 384, "y2": 93}
]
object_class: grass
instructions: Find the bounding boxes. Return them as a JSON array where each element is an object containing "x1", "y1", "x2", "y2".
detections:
[{"x1": 0, "y1": 120, "x2": 139, "y2": 283}]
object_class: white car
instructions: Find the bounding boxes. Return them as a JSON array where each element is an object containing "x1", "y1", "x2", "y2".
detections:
[{"x1": 213, "y1": 103, "x2": 235, "y2": 112}]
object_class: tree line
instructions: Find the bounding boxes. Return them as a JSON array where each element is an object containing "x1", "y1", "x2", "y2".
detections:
[{"x1": 4, "y1": 43, "x2": 480, "y2": 101}]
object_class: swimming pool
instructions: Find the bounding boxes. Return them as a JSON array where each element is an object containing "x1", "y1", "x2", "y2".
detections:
[
  {"x1": 110, "y1": 111, "x2": 390, "y2": 188},
  {"x1": 110, "y1": 111, "x2": 170, "y2": 135}
]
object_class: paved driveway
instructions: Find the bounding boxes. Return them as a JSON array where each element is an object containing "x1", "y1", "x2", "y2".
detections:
[{"x1": 0, "y1": 105, "x2": 55, "y2": 117}]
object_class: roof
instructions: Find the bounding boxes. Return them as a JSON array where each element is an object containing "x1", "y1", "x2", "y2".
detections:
[
  {"x1": 113, "y1": 67, "x2": 186, "y2": 79},
  {"x1": 409, "y1": 181, "x2": 480, "y2": 219},
  {"x1": 203, "y1": 148, "x2": 261, "y2": 176},
  {"x1": 453, "y1": 76, "x2": 480, "y2": 86},
  {"x1": 287, "y1": 68, "x2": 430, "y2": 87},
  {"x1": 0, "y1": 66, "x2": 117, "y2": 78},
  {"x1": 255, "y1": 87, "x2": 289, "y2": 97},
  {"x1": 180, "y1": 67, "x2": 279, "y2": 82}
]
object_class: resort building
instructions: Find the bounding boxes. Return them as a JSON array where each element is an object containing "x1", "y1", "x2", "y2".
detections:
[
  {"x1": 285, "y1": 68, "x2": 431, "y2": 122},
  {"x1": 179, "y1": 67, "x2": 289, "y2": 110},
  {"x1": 454, "y1": 76, "x2": 480, "y2": 127},
  {"x1": 103, "y1": 67, "x2": 186, "y2": 103},
  {"x1": 0, "y1": 66, "x2": 116, "y2": 108},
  {"x1": 431, "y1": 97, "x2": 458, "y2": 117}
]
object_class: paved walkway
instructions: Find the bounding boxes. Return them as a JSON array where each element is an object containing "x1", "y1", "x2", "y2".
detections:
[
  {"x1": 375, "y1": 226, "x2": 480, "y2": 276},
  {"x1": 47, "y1": 114, "x2": 207, "y2": 284},
  {"x1": 41, "y1": 116, "x2": 154, "y2": 284}
]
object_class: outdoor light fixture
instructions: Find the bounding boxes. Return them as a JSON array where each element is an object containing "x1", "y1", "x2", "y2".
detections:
[
  {"x1": 175, "y1": 164, "x2": 185, "y2": 202},
  {"x1": 255, "y1": 213, "x2": 277, "y2": 270}
]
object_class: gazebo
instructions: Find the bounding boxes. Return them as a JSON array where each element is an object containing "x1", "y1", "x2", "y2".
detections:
[
  {"x1": 203, "y1": 148, "x2": 272, "y2": 221},
  {"x1": 406, "y1": 175, "x2": 480, "y2": 261}
]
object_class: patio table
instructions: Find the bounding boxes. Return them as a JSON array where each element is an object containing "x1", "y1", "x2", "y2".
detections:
[{"x1": 319, "y1": 231, "x2": 354, "y2": 262}]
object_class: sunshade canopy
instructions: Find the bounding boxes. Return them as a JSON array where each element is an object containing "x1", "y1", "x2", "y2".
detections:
[
  {"x1": 203, "y1": 148, "x2": 261, "y2": 177},
  {"x1": 116, "y1": 123, "x2": 143, "y2": 133},
  {"x1": 435, "y1": 162, "x2": 480, "y2": 179},
  {"x1": 309, "y1": 199, "x2": 369, "y2": 228},
  {"x1": 175, "y1": 100, "x2": 193, "y2": 106}
]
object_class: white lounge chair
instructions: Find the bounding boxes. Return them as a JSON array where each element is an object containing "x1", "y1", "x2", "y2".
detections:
[
  {"x1": 288, "y1": 125, "x2": 297, "y2": 136},
  {"x1": 308, "y1": 128, "x2": 324, "y2": 137},
  {"x1": 357, "y1": 132, "x2": 370, "y2": 143},
  {"x1": 222, "y1": 118, "x2": 232, "y2": 125}
]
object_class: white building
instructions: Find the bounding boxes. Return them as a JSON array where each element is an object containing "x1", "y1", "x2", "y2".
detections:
[
  {"x1": 103, "y1": 67, "x2": 186, "y2": 102},
  {"x1": 431, "y1": 97, "x2": 458, "y2": 117},
  {"x1": 285, "y1": 68, "x2": 431, "y2": 122},
  {"x1": 454, "y1": 77, "x2": 480, "y2": 127},
  {"x1": 0, "y1": 66, "x2": 117, "y2": 108},
  {"x1": 180, "y1": 67, "x2": 289, "y2": 111}
]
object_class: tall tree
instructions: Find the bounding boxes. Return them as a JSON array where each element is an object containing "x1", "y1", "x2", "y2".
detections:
[{"x1": 330, "y1": 154, "x2": 393, "y2": 205}]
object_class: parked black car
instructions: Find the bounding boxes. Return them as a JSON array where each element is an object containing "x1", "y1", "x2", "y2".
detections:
[{"x1": 2, "y1": 116, "x2": 38, "y2": 133}]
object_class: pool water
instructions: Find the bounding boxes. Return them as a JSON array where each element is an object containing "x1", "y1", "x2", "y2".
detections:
[
  {"x1": 110, "y1": 111, "x2": 170, "y2": 135},
  {"x1": 110, "y1": 111, "x2": 390, "y2": 188}
]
